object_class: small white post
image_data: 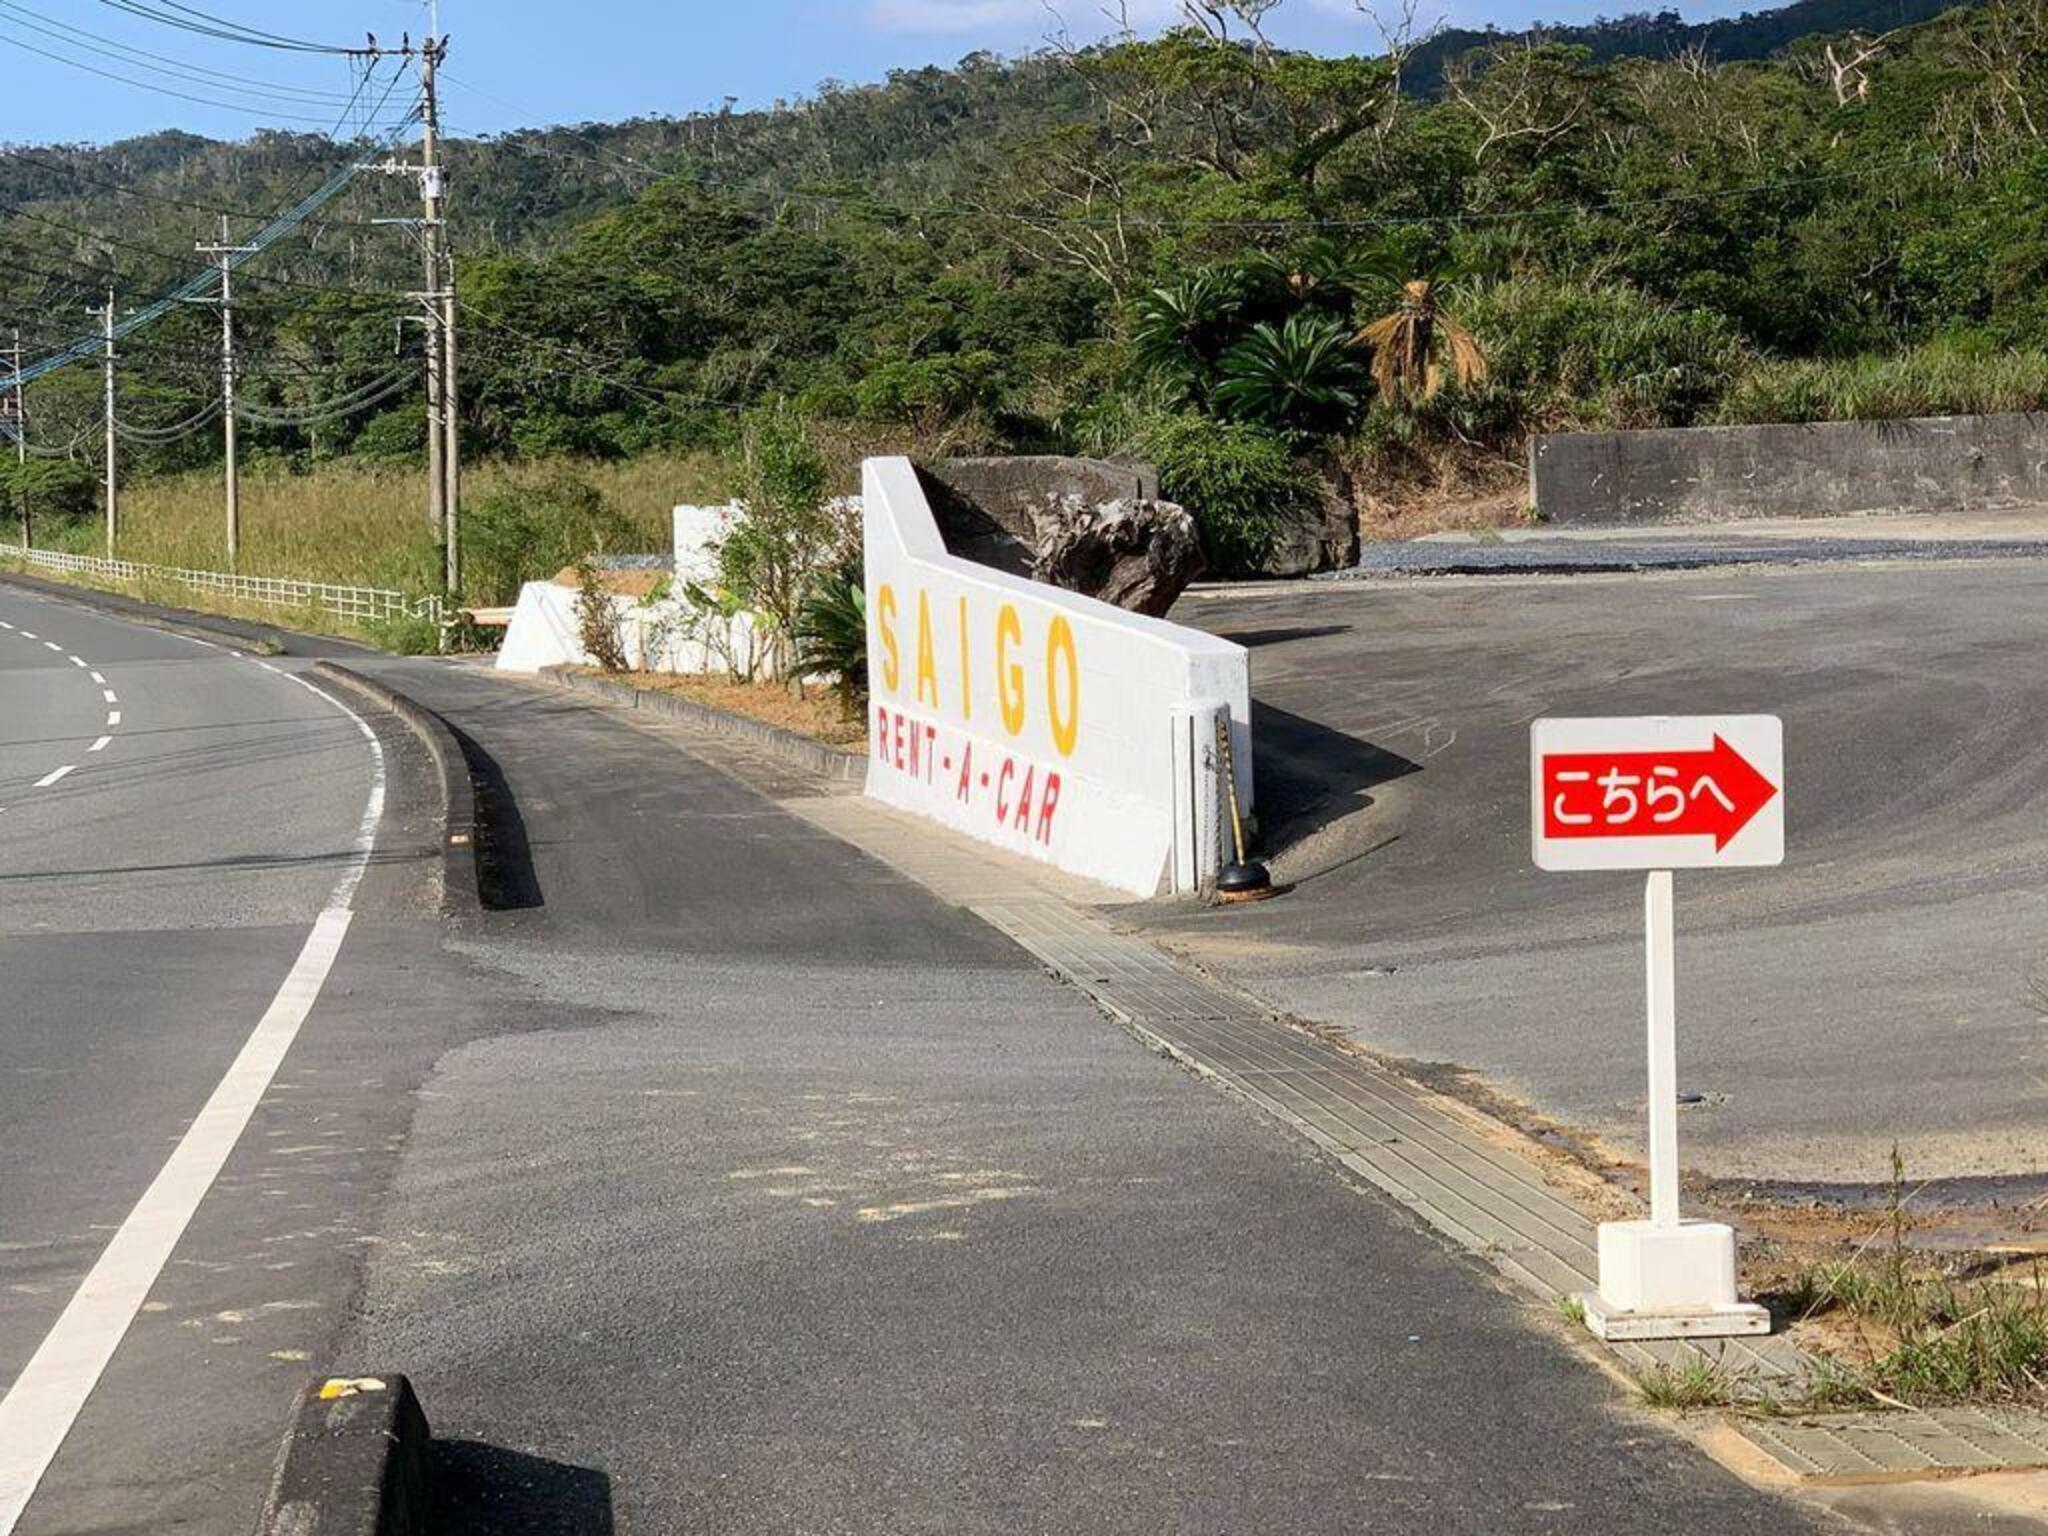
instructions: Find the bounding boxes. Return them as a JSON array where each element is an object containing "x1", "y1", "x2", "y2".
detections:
[
  {"x1": 1644, "y1": 870, "x2": 1680, "y2": 1228},
  {"x1": 1168, "y1": 700, "x2": 1226, "y2": 896}
]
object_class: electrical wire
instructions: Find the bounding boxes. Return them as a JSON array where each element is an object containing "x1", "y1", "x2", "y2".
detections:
[
  {"x1": 93, "y1": 0, "x2": 354, "y2": 56},
  {"x1": 237, "y1": 368, "x2": 411, "y2": 426},
  {"x1": 0, "y1": 1, "x2": 361, "y2": 104},
  {"x1": 112, "y1": 396, "x2": 220, "y2": 440}
]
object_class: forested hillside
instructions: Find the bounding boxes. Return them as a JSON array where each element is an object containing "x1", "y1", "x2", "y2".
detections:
[{"x1": 5, "y1": 0, "x2": 2045, "y2": 569}]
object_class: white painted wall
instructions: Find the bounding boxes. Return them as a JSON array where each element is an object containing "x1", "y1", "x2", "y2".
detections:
[
  {"x1": 862, "y1": 456, "x2": 1251, "y2": 897},
  {"x1": 495, "y1": 503, "x2": 758, "y2": 676}
]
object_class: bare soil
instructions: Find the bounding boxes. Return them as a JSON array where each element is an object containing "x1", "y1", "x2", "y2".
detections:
[{"x1": 612, "y1": 670, "x2": 869, "y2": 750}]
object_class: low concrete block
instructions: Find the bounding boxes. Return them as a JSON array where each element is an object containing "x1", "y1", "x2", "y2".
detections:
[
  {"x1": 253, "y1": 1375, "x2": 432, "y2": 1536},
  {"x1": 1532, "y1": 412, "x2": 2048, "y2": 524}
]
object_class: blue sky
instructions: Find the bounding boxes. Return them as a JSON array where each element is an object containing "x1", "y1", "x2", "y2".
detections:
[{"x1": 1, "y1": 0, "x2": 1760, "y2": 146}]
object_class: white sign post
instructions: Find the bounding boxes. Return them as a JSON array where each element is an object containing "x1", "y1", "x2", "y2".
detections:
[{"x1": 1531, "y1": 715, "x2": 1784, "y2": 1341}]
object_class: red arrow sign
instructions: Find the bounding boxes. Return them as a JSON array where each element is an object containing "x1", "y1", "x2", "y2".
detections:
[{"x1": 1541, "y1": 734, "x2": 1779, "y2": 851}]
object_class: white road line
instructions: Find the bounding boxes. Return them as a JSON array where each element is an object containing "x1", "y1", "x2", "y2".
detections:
[
  {"x1": 0, "y1": 619, "x2": 12, "y2": 628},
  {"x1": 41, "y1": 641, "x2": 60, "y2": 653},
  {"x1": 88, "y1": 672, "x2": 105, "y2": 685},
  {"x1": 0, "y1": 670, "x2": 385, "y2": 1536},
  {"x1": 100, "y1": 689, "x2": 117, "y2": 704},
  {"x1": 32, "y1": 766, "x2": 74, "y2": 789},
  {"x1": 68, "y1": 657, "x2": 86, "y2": 668},
  {"x1": 19, "y1": 631, "x2": 35, "y2": 640},
  {"x1": 106, "y1": 711, "x2": 121, "y2": 727},
  {"x1": 88, "y1": 736, "x2": 111, "y2": 754}
]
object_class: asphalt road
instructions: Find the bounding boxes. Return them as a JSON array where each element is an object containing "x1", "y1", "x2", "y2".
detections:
[
  {"x1": 333, "y1": 658, "x2": 1843, "y2": 1536},
  {"x1": 0, "y1": 580, "x2": 1981, "y2": 1534},
  {"x1": 1160, "y1": 557, "x2": 2048, "y2": 1188},
  {"x1": 0, "y1": 585, "x2": 469, "y2": 1535}
]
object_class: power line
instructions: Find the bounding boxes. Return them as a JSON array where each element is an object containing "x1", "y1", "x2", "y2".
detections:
[
  {"x1": 0, "y1": 23, "x2": 368, "y2": 123},
  {"x1": 0, "y1": 1, "x2": 362, "y2": 104},
  {"x1": 92, "y1": 0, "x2": 354, "y2": 56}
]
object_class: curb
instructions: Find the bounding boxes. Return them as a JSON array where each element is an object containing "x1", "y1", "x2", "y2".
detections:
[
  {"x1": 254, "y1": 1374, "x2": 432, "y2": 1536},
  {"x1": 539, "y1": 665, "x2": 866, "y2": 783},
  {"x1": 0, "y1": 566, "x2": 289, "y2": 654},
  {"x1": 310, "y1": 662, "x2": 482, "y2": 923}
]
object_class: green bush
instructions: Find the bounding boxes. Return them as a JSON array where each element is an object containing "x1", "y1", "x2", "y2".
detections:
[
  {"x1": 0, "y1": 457, "x2": 97, "y2": 522},
  {"x1": 1712, "y1": 342, "x2": 2048, "y2": 425},
  {"x1": 1456, "y1": 277, "x2": 1747, "y2": 432},
  {"x1": 1136, "y1": 413, "x2": 1316, "y2": 576},
  {"x1": 461, "y1": 471, "x2": 639, "y2": 606},
  {"x1": 795, "y1": 559, "x2": 868, "y2": 715}
]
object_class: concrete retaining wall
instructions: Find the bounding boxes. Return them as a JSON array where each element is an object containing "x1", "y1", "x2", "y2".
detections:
[
  {"x1": 862, "y1": 456, "x2": 1250, "y2": 898},
  {"x1": 1531, "y1": 413, "x2": 2048, "y2": 524}
]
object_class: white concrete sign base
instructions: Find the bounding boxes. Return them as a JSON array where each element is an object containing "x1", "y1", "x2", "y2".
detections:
[{"x1": 1581, "y1": 1219, "x2": 1769, "y2": 1341}]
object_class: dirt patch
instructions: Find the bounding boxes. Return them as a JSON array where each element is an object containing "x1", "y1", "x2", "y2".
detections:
[
  {"x1": 1352, "y1": 446, "x2": 1529, "y2": 544},
  {"x1": 601, "y1": 670, "x2": 868, "y2": 750}
]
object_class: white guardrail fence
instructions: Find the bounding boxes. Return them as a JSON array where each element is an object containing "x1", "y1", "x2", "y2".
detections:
[{"x1": 3, "y1": 546, "x2": 443, "y2": 630}]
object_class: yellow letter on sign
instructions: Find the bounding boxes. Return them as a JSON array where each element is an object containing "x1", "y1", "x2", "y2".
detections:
[
  {"x1": 877, "y1": 584, "x2": 900, "y2": 694},
  {"x1": 915, "y1": 590, "x2": 941, "y2": 708},
  {"x1": 996, "y1": 603, "x2": 1026, "y2": 736},
  {"x1": 1047, "y1": 615, "x2": 1079, "y2": 757}
]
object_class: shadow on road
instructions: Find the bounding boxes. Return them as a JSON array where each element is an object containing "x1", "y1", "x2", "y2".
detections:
[
  {"x1": 431, "y1": 1440, "x2": 614, "y2": 1535},
  {"x1": 1216, "y1": 623, "x2": 1354, "y2": 648},
  {"x1": 1252, "y1": 700, "x2": 1421, "y2": 856},
  {"x1": 447, "y1": 721, "x2": 544, "y2": 911}
]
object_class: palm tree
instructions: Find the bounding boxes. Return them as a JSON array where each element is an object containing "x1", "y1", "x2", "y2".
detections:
[{"x1": 1353, "y1": 274, "x2": 1488, "y2": 407}]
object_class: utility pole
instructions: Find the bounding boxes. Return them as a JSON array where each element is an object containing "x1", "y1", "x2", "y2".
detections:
[
  {"x1": 6, "y1": 329, "x2": 25, "y2": 551},
  {"x1": 425, "y1": 0, "x2": 459, "y2": 598},
  {"x1": 197, "y1": 217, "x2": 258, "y2": 571},
  {"x1": 361, "y1": 7, "x2": 460, "y2": 599},
  {"x1": 101, "y1": 289, "x2": 117, "y2": 559},
  {"x1": 417, "y1": 28, "x2": 454, "y2": 595}
]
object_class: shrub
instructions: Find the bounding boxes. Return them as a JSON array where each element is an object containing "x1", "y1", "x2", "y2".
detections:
[
  {"x1": 462, "y1": 471, "x2": 639, "y2": 607},
  {"x1": 1455, "y1": 277, "x2": 1747, "y2": 432},
  {"x1": 1135, "y1": 413, "x2": 1316, "y2": 576},
  {"x1": 716, "y1": 403, "x2": 856, "y2": 677},
  {"x1": 794, "y1": 559, "x2": 868, "y2": 715},
  {"x1": 1712, "y1": 341, "x2": 2048, "y2": 425},
  {"x1": 0, "y1": 457, "x2": 96, "y2": 522},
  {"x1": 573, "y1": 559, "x2": 629, "y2": 673}
]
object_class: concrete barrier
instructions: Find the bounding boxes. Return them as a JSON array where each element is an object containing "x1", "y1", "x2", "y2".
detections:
[
  {"x1": 862, "y1": 456, "x2": 1250, "y2": 897},
  {"x1": 1530, "y1": 412, "x2": 2048, "y2": 524}
]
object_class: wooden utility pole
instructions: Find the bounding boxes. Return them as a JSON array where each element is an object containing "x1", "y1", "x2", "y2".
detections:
[
  {"x1": 6, "y1": 329, "x2": 25, "y2": 551},
  {"x1": 197, "y1": 217, "x2": 259, "y2": 571},
  {"x1": 101, "y1": 290, "x2": 117, "y2": 558}
]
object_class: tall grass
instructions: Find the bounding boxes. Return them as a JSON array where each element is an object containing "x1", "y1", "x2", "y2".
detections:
[
  {"x1": 29, "y1": 452, "x2": 735, "y2": 593},
  {"x1": 1714, "y1": 343, "x2": 2048, "y2": 426}
]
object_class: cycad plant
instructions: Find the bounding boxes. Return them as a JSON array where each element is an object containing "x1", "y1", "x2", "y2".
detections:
[
  {"x1": 1353, "y1": 274, "x2": 1489, "y2": 407},
  {"x1": 1212, "y1": 313, "x2": 1368, "y2": 438},
  {"x1": 794, "y1": 561, "x2": 869, "y2": 715},
  {"x1": 1130, "y1": 269, "x2": 1248, "y2": 407}
]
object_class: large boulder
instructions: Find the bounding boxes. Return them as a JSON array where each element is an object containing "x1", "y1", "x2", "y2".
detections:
[
  {"x1": 1259, "y1": 456, "x2": 1360, "y2": 577},
  {"x1": 1027, "y1": 495, "x2": 1205, "y2": 618},
  {"x1": 917, "y1": 457, "x2": 1204, "y2": 616}
]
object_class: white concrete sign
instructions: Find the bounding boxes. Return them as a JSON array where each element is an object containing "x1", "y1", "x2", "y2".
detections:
[
  {"x1": 1531, "y1": 715, "x2": 1783, "y2": 872},
  {"x1": 861, "y1": 456, "x2": 1250, "y2": 897}
]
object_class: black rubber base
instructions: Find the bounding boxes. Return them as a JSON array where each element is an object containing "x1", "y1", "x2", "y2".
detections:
[{"x1": 1216, "y1": 861, "x2": 1277, "y2": 902}]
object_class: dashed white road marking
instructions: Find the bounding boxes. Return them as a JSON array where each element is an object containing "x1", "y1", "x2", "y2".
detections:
[
  {"x1": 0, "y1": 656, "x2": 386, "y2": 1535},
  {"x1": 20, "y1": 631, "x2": 37, "y2": 640},
  {"x1": 88, "y1": 737, "x2": 111, "y2": 754},
  {"x1": 100, "y1": 689, "x2": 117, "y2": 704},
  {"x1": 106, "y1": 711, "x2": 121, "y2": 727},
  {"x1": 88, "y1": 672, "x2": 105, "y2": 685},
  {"x1": 68, "y1": 657, "x2": 86, "y2": 668},
  {"x1": 32, "y1": 766, "x2": 74, "y2": 789}
]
